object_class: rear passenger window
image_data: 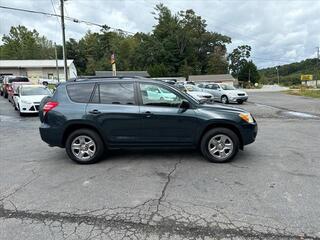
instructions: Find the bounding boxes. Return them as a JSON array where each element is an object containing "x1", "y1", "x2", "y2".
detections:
[
  {"x1": 66, "y1": 83, "x2": 95, "y2": 103},
  {"x1": 98, "y1": 83, "x2": 135, "y2": 105}
]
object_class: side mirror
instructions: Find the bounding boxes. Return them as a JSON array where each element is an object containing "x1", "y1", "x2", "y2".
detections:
[{"x1": 179, "y1": 100, "x2": 190, "y2": 110}]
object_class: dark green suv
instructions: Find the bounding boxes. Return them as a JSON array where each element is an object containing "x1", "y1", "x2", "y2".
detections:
[{"x1": 39, "y1": 77, "x2": 257, "y2": 164}]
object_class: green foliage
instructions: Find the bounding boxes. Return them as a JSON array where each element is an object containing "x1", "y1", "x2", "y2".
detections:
[
  {"x1": 228, "y1": 45, "x2": 251, "y2": 78},
  {"x1": 0, "y1": 25, "x2": 55, "y2": 60},
  {"x1": 238, "y1": 61, "x2": 260, "y2": 84},
  {"x1": 147, "y1": 64, "x2": 169, "y2": 77},
  {"x1": 65, "y1": 4, "x2": 231, "y2": 77},
  {"x1": 259, "y1": 58, "x2": 319, "y2": 86}
]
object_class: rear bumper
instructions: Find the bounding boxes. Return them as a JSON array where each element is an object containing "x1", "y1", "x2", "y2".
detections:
[{"x1": 39, "y1": 123, "x2": 64, "y2": 147}]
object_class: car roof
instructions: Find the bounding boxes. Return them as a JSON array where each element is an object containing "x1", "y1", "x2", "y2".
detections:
[{"x1": 64, "y1": 76, "x2": 167, "y2": 85}]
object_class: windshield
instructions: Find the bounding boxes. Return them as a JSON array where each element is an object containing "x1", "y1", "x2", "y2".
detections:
[
  {"x1": 185, "y1": 85, "x2": 200, "y2": 92},
  {"x1": 21, "y1": 87, "x2": 51, "y2": 96},
  {"x1": 220, "y1": 84, "x2": 236, "y2": 90}
]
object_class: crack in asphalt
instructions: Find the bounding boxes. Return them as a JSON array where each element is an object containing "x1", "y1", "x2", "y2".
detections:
[
  {"x1": 0, "y1": 203, "x2": 317, "y2": 240},
  {"x1": 0, "y1": 157, "x2": 318, "y2": 239}
]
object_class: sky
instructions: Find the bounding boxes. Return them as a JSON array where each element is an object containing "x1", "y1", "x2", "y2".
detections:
[{"x1": 0, "y1": 0, "x2": 319, "y2": 69}]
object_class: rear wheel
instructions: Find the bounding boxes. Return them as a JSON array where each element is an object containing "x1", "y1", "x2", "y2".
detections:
[
  {"x1": 65, "y1": 129, "x2": 104, "y2": 164},
  {"x1": 221, "y1": 95, "x2": 228, "y2": 104},
  {"x1": 200, "y1": 128, "x2": 239, "y2": 163}
]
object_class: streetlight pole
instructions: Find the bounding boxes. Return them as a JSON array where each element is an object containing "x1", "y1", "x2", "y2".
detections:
[
  {"x1": 60, "y1": 0, "x2": 68, "y2": 81},
  {"x1": 316, "y1": 47, "x2": 319, "y2": 88},
  {"x1": 276, "y1": 66, "x2": 280, "y2": 85},
  {"x1": 54, "y1": 42, "x2": 60, "y2": 82}
]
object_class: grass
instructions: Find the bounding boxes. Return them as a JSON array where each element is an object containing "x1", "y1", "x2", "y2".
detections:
[{"x1": 285, "y1": 89, "x2": 320, "y2": 99}]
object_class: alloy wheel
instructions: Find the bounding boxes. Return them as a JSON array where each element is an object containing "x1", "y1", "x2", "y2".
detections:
[
  {"x1": 207, "y1": 134, "x2": 234, "y2": 160},
  {"x1": 71, "y1": 135, "x2": 96, "y2": 161}
]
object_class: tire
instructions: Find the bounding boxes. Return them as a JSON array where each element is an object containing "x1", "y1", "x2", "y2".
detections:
[
  {"x1": 237, "y1": 100, "x2": 243, "y2": 104},
  {"x1": 4, "y1": 92, "x2": 8, "y2": 98},
  {"x1": 19, "y1": 111, "x2": 24, "y2": 117},
  {"x1": 200, "y1": 128, "x2": 239, "y2": 163},
  {"x1": 65, "y1": 128, "x2": 104, "y2": 164},
  {"x1": 0, "y1": 91, "x2": 3, "y2": 96},
  {"x1": 221, "y1": 95, "x2": 228, "y2": 104}
]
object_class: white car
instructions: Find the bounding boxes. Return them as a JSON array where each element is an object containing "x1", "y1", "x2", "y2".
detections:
[
  {"x1": 143, "y1": 85, "x2": 177, "y2": 101},
  {"x1": 198, "y1": 83, "x2": 248, "y2": 104},
  {"x1": 175, "y1": 84, "x2": 214, "y2": 103},
  {"x1": 14, "y1": 85, "x2": 52, "y2": 115}
]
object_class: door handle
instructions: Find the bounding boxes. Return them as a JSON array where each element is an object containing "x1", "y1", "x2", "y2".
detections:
[
  {"x1": 89, "y1": 109, "x2": 101, "y2": 114},
  {"x1": 144, "y1": 111, "x2": 153, "y2": 118}
]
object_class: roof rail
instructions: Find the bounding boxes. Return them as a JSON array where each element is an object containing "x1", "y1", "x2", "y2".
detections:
[{"x1": 68, "y1": 75, "x2": 147, "y2": 82}]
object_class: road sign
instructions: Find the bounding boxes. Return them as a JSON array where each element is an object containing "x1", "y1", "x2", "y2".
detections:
[{"x1": 301, "y1": 75, "x2": 313, "y2": 81}]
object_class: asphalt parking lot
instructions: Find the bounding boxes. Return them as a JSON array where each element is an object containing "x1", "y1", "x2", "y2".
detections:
[{"x1": 1, "y1": 92, "x2": 320, "y2": 240}]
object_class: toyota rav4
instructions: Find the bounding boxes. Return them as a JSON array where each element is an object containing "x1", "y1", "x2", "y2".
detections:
[{"x1": 39, "y1": 77, "x2": 257, "y2": 164}]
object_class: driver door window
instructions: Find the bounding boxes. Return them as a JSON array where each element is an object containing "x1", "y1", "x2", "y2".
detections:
[{"x1": 140, "y1": 83, "x2": 182, "y2": 107}]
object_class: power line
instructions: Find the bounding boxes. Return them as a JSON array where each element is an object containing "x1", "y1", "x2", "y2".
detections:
[
  {"x1": 0, "y1": 5, "x2": 135, "y2": 35},
  {"x1": 50, "y1": 0, "x2": 60, "y2": 24}
]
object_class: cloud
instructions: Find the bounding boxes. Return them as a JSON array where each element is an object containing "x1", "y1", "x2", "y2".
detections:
[{"x1": 0, "y1": 0, "x2": 319, "y2": 68}]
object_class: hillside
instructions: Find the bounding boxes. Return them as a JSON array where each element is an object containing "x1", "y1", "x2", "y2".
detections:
[{"x1": 259, "y1": 58, "x2": 319, "y2": 86}]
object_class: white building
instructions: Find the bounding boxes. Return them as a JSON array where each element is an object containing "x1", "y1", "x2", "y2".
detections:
[
  {"x1": 0, "y1": 60, "x2": 77, "y2": 84},
  {"x1": 189, "y1": 74, "x2": 238, "y2": 86}
]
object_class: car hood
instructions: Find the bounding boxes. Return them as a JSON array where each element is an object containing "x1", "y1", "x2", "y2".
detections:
[
  {"x1": 199, "y1": 103, "x2": 248, "y2": 114},
  {"x1": 20, "y1": 95, "x2": 49, "y2": 103}
]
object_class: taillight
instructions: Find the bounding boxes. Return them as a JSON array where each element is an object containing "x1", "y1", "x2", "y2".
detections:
[{"x1": 43, "y1": 101, "x2": 59, "y2": 113}]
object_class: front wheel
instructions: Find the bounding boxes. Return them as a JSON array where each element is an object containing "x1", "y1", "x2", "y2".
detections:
[
  {"x1": 65, "y1": 129, "x2": 104, "y2": 164},
  {"x1": 221, "y1": 95, "x2": 228, "y2": 104},
  {"x1": 200, "y1": 128, "x2": 239, "y2": 163}
]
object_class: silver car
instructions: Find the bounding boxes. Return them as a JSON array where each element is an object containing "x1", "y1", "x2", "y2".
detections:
[{"x1": 198, "y1": 83, "x2": 248, "y2": 104}]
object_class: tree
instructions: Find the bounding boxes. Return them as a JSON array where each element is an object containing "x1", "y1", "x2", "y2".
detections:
[
  {"x1": 238, "y1": 61, "x2": 260, "y2": 84},
  {"x1": 0, "y1": 25, "x2": 55, "y2": 60},
  {"x1": 228, "y1": 45, "x2": 251, "y2": 78}
]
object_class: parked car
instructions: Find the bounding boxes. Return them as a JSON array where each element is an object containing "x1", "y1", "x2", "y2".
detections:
[
  {"x1": 175, "y1": 83, "x2": 214, "y2": 103},
  {"x1": 39, "y1": 77, "x2": 257, "y2": 164},
  {"x1": 14, "y1": 85, "x2": 52, "y2": 115},
  {"x1": 0, "y1": 76, "x2": 4, "y2": 96},
  {"x1": 159, "y1": 79, "x2": 177, "y2": 85},
  {"x1": 38, "y1": 78, "x2": 60, "y2": 86},
  {"x1": 198, "y1": 83, "x2": 248, "y2": 104},
  {"x1": 2, "y1": 76, "x2": 29, "y2": 98},
  {"x1": 8, "y1": 81, "x2": 32, "y2": 105},
  {"x1": 142, "y1": 84, "x2": 177, "y2": 101}
]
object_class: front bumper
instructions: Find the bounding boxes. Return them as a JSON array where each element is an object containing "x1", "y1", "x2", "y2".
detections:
[
  {"x1": 229, "y1": 96, "x2": 248, "y2": 103},
  {"x1": 240, "y1": 122, "x2": 258, "y2": 145},
  {"x1": 20, "y1": 103, "x2": 40, "y2": 113}
]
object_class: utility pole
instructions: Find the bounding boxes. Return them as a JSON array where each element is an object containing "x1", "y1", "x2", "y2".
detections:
[
  {"x1": 276, "y1": 66, "x2": 280, "y2": 85},
  {"x1": 60, "y1": 0, "x2": 68, "y2": 81},
  {"x1": 248, "y1": 68, "x2": 251, "y2": 85},
  {"x1": 54, "y1": 43, "x2": 60, "y2": 82},
  {"x1": 316, "y1": 47, "x2": 319, "y2": 88}
]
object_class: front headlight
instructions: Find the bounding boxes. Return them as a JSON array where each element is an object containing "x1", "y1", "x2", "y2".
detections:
[{"x1": 239, "y1": 113, "x2": 254, "y2": 123}]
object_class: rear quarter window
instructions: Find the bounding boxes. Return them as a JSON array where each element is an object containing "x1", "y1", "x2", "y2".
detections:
[{"x1": 66, "y1": 83, "x2": 95, "y2": 103}]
